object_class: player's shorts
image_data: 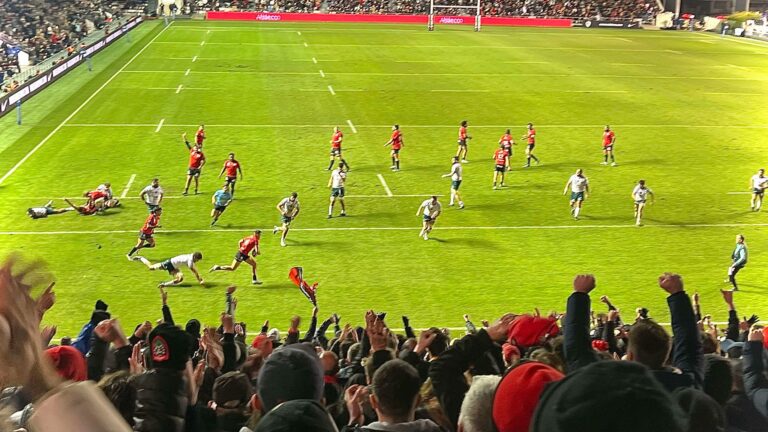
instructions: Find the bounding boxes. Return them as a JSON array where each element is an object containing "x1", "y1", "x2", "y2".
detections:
[
  {"x1": 503, "y1": 147, "x2": 513, "y2": 156},
  {"x1": 214, "y1": 205, "x2": 228, "y2": 212},
  {"x1": 27, "y1": 207, "x2": 53, "y2": 219},
  {"x1": 635, "y1": 199, "x2": 646, "y2": 205},
  {"x1": 452, "y1": 180, "x2": 462, "y2": 190},
  {"x1": 526, "y1": 144, "x2": 535, "y2": 152},
  {"x1": 603, "y1": 145, "x2": 614, "y2": 152},
  {"x1": 139, "y1": 231, "x2": 154, "y2": 240},
  {"x1": 146, "y1": 203, "x2": 160, "y2": 212},
  {"x1": 423, "y1": 214, "x2": 434, "y2": 222},
  {"x1": 281, "y1": 215, "x2": 293, "y2": 224},
  {"x1": 753, "y1": 188, "x2": 765, "y2": 196},
  {"x1": 225, "y1": 176, "x2": 237, "y2": 184},
  {"x1": 330, "y1": 148, "x2": 342, "y2": 156},
  {"x1": 188, "y1": 168, "x2": 201, "y2": 176},
  {"x1": 570, "y1": 191, "x2": 585, "y2": 202},
  {"x1": 235, "y1": 251, "x2": 249, "y2": 262},
  {"x1": 391, "y1": 148, "x2": 400, "y2": 154},
  {"x1": 159, "y1": 260, "x2": 177, "y2": 273},
  {"x1": 457, "y1": 139, "x2": 467, "y2": 147},
  {"x1": 331, "y1": 187, "x2": 345, "y2": 198},
  {"x1": 495, "y1": 164, "x2": 506, "y2": 173}
]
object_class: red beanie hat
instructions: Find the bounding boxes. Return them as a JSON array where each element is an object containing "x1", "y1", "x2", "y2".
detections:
[
  {"x1": 45, "y1": 345, "x2": 87, "y2": 381},
  {"x1": 763, "y1": 327, "x2": 768, "y2": 349},
  {"x1": 591, "y1": 339, "x2": 609, "y2": 352},
  {"x1": 493, "y1": 362, "x2": 564, "y2": 432},
  {"x1": 506, "y1": 315, "x2": 560, "y2": 348},
  {"x1": 251, "y1": 334, "x2": 274, "y2": 357}
]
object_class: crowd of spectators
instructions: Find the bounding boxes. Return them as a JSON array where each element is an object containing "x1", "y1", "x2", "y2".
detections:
[{"x1": 1, "y1": 256, "x2": 767, "y2": 432}]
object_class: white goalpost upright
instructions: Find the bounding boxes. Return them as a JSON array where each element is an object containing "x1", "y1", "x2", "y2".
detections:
[{"x1": 428, "y1": 0, "x2": 482, "y2": 31}]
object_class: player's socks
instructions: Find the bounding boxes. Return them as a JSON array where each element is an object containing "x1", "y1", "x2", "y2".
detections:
[
  {"x1": 341, "y1": 159, "x2": 350, "y2": 170},
  {"x1": 396, "y1": 160, "x2": 400, "y2": 170},
  {"x1": 574, "y1": 207, "x2": 581, "y2": 218},
  {"x1": 328, "y1": 205, "x2": 333, "y2": 218},
  {"x1": 327, "y1": 160, "x2": 335, "y2": 170}
]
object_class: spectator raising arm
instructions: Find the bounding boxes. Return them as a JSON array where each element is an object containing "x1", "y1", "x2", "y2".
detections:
[
  {"x1": 659, "y1": 272, "x2": 703, "y2": 388},
  {"x1": 564, "y1": 274, "x2": 599, "y2": 373},
  {"x1": 743, "y1": 327, "x2": 768, "y2": 417}
]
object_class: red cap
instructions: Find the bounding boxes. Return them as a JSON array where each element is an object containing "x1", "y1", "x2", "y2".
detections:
[
  {"x1": 591, "y1": 339, "x2": 609, "y2": 352},
  {"x1": 493, "y1": 362, "x2": 564, "y2": 432},
  {"x1": 251, "y1": 334, "x2": 274, "y2": 357},
  {"x1": 763, "y1": 327, "x2": 768, "y2": 350},
  {"x1": 45, "y1": 346, "x2": 87, "y2": 381},
  {"x1": 506, "y1": 315, "x2": 560, "y2": 348}
]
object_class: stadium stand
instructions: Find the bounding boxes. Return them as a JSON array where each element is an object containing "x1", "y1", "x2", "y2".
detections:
[{"x1": 1, "y1": 258, "x2": 766, "y2": 431}]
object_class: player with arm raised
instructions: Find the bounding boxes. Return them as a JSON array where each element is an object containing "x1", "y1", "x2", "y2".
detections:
[
  {"x1": 563, "y1": 169, "x2": 589, "y2": 220},
  {"x1": 601, "y1": 125, "x2": 617, "y2": 166},
  {"x1": 492, "y1": 144, "x2": 510, "y2": 190},
  {"x1": 218, "y1": 153, "x2": 243, "y2": 196},
  {"x1": 441, "y1": 156, "x2": 464, "y2": 208},
  {"x1": 273, "y1": 192, "x2": 300, "y2": 247},
  {"x1": 522, "y1": 123, "x2": 540, "y2": 167},
  {"x1": 209, "y1": 230, "x2": 263, "y2": 285},
  {"x1": 417, "y1": 196, "x2": 442, "y2": 241},
  {"x1": 328, "y1": 165, "x2": 347, "y2": 218},
  {"x1": 750, "y1": 168, "x2": 767, "y2": 211},
  {"x1": 456, "y1": 120, "x2": 471, "y2": 163},
  {"x1": 384, "y1": 124, "x2": 403, "y2": 171},
  {"x1": 132, "y1": 252, "x2": 204, "y2": 288},
  {"x1": 632, "y1": 180, "x2": 654, "y2": 226},
  {"x1": 140, "y1": 178, "x2": 164, "y2": 212},
  {"x1": 327, "y1": 126, "x2": 350, "y2": 171},
  {"x1": 182, "y1": 133, "x2": 206, "y2": 195},
  {"x1": 210, "y1": 183, "x2": 233, "y2": 226},
  {"x1": 127, "y1": 207, "x2": 162, "y2": 259}
]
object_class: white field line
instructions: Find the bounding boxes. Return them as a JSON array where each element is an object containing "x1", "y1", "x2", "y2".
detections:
[
  {"x1": 192, "y1": 55, "x2": 198, "y2": 62},
  {"x1": 175, "y1": 84, "x2": 183, "y2": 94},
  {"x1": 697, "y1": 31, "x2": 768, "y2": 48},
  {"x1": 563, "y1": 90, "x2": 628, "y2": 93},
  {"x1": 117, "y1": 70, "x2": 768, "y2": 81},
  {"x1": 666, "y1": 49, "x2": 682, "y2": 54},
  {"x1": 146, "y1": 87, "x2": 209, "y2": 91},
  {"x1": 346, "y1": 119, "x2": 357, "y2": 133},
  {"x1": 726, "y1": 63, "x2": 749, "y2": 70},
  {"x1": 327, "y1": 85, "x2": 335, "y2": 96},
  {"x1": 0, "y1": 22, "x2": 174, "y2": 186},
  {"x1": 206, "y1": 30, "x2": 210, "y2": 34},
  {"x1": 185, "y1": 68, "x2": 190, "y2": 76},
  {"x1": 377, "y1": 174, "x2": 393, "y2": 197},
  {"x1": 319, "y1": 69, "x2": 325, "y2": 78},
  {"x1": 4, "y1": 224, "x2": 768, "y2": 236},
  {"x1": 13, "y1": 194, "x2": 443, "y2": 201},
  {"x1": 304, "y1": 42, "x2": 309, "y2": 47},
  {"x1": 698, "y1": 40, "x2": 715, "y2": 44},
  {"x1": 297, "y1": 31, "x2": 302, "y2": 35},
  {"x1": 200, "y1": 40, "x2": 205, "y2": 46},
  {"x1": 432, "y1": 89, "x2": 490, "y2": 93},
  {"x1": 705, "y1": 92, "x2": 765, "y2": 96},
  {"x1": 312, "y1": 57, "x2": 317, "y2": 64},
  {"x1": 613, "y1": 37, "x2": 632, "y2": 42},
  {"x1": 155, "y1": 118, "x2": 165, "y2": 132},
  {"x1": 346, "y1": 194, "x2": 444, "y2": 198},
  {"x1": 61, "y1": 123, "x2": 768, "y2": 129},
  {"x1": 120, "y1": 174, "x2": 137, "y2": 199},
  {"x1": 611, "y1": 63, "x2": 654, "y2": 66},
  {"x1": 727, "y1": 191, "x2": 753, "y2": 195}
]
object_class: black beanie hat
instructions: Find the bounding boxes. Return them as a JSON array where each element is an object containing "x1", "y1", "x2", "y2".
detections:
[{"x1": 148, "y1": 323, "x2": 192, "y2": 371}]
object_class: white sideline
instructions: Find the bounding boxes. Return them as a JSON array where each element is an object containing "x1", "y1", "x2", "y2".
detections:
[
  {"x1": 319, "y1": 69, "x2": 325, "y2": 78},
  {"x1": 119, "y1": 174, "x2": 137, "y2": 199},
  {"x1": 0, "y1": 22, "x2": 175, "y2": 186},
  {"x1": 377, "y1": 174, "x2": 393, "y2": 197},
  {"x1": 175, "y1": 84, "x2": 183, "y2": 94},
  {"x1": 185, "y1": 68, "x2": 190, "y2": 76},
  {"x1": 155, "y1": 118, "x2": 165, "y2": 132},
  {"x1": 327, "y1": 85, "x2": 335, "y2": 96},
  {"x1": 192, "y1": 55, "x2": 198, "y2": 62},
  {"x1": 303, "y1": 42, "x2": 308, "y2": 47},
  {"x1": 312, "y1": 57, "x2": 317, "y2": 64},
  {"x1": 3, "y1": 223, "x2": 768, "y2": 236},
  {"x1": 346, "y1": 119, "x2": 357, "y2": 133}
]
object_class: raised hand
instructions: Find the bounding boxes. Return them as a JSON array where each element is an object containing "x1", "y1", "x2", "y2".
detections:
[
  {"x1": 36, "y1": 281, "x2": 56, "y2": 319},
  {"x1": 367, "y1": 317, "x2": 390, "y2": 352},
  {"x1": 658, "y1": 273, "x2": 684, "y2": 295},
  {"x1": 573, "y1": 274, "x2": 596, "y2": 294},
  {"x1": 415, "y1": 330, "x2": 438, "y2": 355},
  {"x1": 486, "y1": 313, "x2": 517, "y2": 342},
  {"x1": 221, "y1": 313, "x2": 235, "y2": 334}
]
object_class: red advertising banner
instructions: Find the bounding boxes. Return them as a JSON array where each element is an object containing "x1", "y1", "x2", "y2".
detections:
[{"x1": 206, "y1": 11, "x2": 572, "y2": 27}]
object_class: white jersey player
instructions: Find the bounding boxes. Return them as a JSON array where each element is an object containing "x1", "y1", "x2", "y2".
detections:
[
  {"x1": 750, "y1": 168, "x2": 767, "y2": 212},
  {"x1": 563, "y1": 169, "x2": 589, "y2": 220},
  {"x1": 441, "y1": 156, "x2": 464, "y2": 208},
  {"x1": 132, "y1": 252, "x2": 204, "y2": 288},
  {"x1": 631, "y1": 180, "x2": 655, "y2": 226},
  {"x1": 416, "y1": 196, "x2": 442, "y2": 240},
  {"x1": 273, "y1": 192, "x2": 301, "y2": 247},
  {"x1": 328, "y1": 166, "x2": 347, "y2": 218}
]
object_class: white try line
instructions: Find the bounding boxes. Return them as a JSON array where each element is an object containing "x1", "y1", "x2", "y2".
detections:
[
  {"x1": 200, "y1": 40, "x2": 205, "y2": 46},
  {"x1": 185, "y1": 68, "x2": 190, "y2": 76},
  {"x1": 297, "y1": 31, "x2": 302, "y2": 36},
  {"x1": 319, "y1": 69, "x2": 325, "y2": 78},
  {"x1": 120, "y1": 174, "x2": 137, "y2": 199},
  {"x1": 431, "y1": 89, "x2": 490, "y2": 93},
  {"x1": 192, "y1": 55, "x2": 198, "y2": 62},
  {"x1": 4, "y1": 223, "x2": 768, "y2": 236},
  {"x1": 346, "y1": 119, "x2": 357, "y2": 133},
  {"x1": 327, "y1": 85, "x2": 335, "y2": 96},
  {"x1": 346, "y1": 194, "x2": 444, "y2": 198},
  {"x1": 155, "y1": 118, "x2": 165, "y2": 132},
  {"x1": 611, "y1": 63, "x2": 654, "y2": 66},
  {"x1": 312, "y1": 57, "x2": 317, "y2": 64},
  {"x1": 727, "y1": 191, "x2": 753, "y2": 195},
  {"x1": 304, "y1": 42, "x2": 308, "y2": 47},
  {"x1": 60, "y1": 123, "x2": 768, "y2": 129},
  {"x1": 175, "y1": 84, "x2": 183, "y2": 94},
  {"x1": 377, "y1": 174, "x2": 393, "y2": 197},
  {"x1": 0, "y1": 22, "x2": 174, "y2": 186},
  {"x1": 666, "y1": 49, "x2": 682, "y2": 55}
]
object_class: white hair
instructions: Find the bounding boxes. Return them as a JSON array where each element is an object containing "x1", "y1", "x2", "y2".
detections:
[{"x1": 458, "y1": 375, "x2": 501, "y2": 432}]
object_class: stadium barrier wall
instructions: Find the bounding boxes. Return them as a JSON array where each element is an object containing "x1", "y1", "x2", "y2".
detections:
[
  {"x1": 206, "y1": 11, "x2": 572, "y2": 27},
  {"x1": 0, "y1": 17, "x2": 143, "y2": 118}
]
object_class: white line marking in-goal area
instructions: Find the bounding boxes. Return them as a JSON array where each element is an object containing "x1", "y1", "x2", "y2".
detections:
[
  {"x1": 175, "y1": 85, "x2": 183, "y2": 94},
  {"x1": 200, "y1": 40, "x2": 205, "y2": 46},
  {"x1": 377, "y1": 174, "x2": 393, "y2": 197},
  {"x1": 4, "y1": 223, "x2": 768, "y2": 236},
  {"x1": 206, "y1": 30, "x2": 211, "y2": 35},
  {"x1": 120, "y1": 174, "x2": 137, "y2": 199},
  {"x1": 327, "y1": 85, "x2": 336, "y2": 96},
  {"x1": 192, "y1": 55, "x2": 198, "y2": 62},
  {"x1": 346, "y1": 119, "x2": 357, "y2": 133},
  {"x1": 297, "y1": 31, "x2": 302, "y2": 36},
  {"x1": 185, "y1": 68, "x2": 190, "y2": 76},
  {"x1": 319, "y1": 70, "x2": 325, "y2": 78},
  {"x1": 0, "y1": 21, "x2": 174, "y2": 186},
  {"x1": 304, "y1": 42, "x2": 309, "y2": 47},
  {"x1": 727, "y1": 191, "x2": 752, "y2": 195},
  {"x1": 312, "y1": 57, "x2": 318, "y2": 64},
  {"x1": 155, "y1": 118, "x2": 165, "y2": 132}
]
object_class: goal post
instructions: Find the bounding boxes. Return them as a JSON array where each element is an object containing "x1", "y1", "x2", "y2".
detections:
[{"x1": 428, "y1": 0, "x2": 482, "y2": 31}]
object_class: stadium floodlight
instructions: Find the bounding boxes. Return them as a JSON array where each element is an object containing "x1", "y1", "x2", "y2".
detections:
[{"x1": 428, "y1": 0, "x2": 482, "y2": 32}]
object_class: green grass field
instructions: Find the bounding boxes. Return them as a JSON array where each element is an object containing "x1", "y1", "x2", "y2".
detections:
[{"x1": 1, "y1": 20, "x2": 768, "y2": 336}]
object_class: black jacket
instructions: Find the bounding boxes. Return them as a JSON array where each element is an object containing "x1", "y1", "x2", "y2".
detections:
[
  {"x1": 743, "y1": 341, "x2": 768, "y2": 418},
  {"x1": 132, "y1": 368, "x2": 189, "y2": 432}
]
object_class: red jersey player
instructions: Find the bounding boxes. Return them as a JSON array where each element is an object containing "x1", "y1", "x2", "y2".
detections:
[
  {"x1": 327, "y1": 126, "x2": 349, "y2": 171},
  {"x1": 499, "y1": 129, "x2": 516, "y2": 159},
  {"x1": 196, "y1": 125, "x2": 206, "y2": 147},
  {"x1": 209, "y1": 230, "x2": 262, "y2": 285},
  {"x1": 127, "y1": 207, "x2": 162, "y2": 258},
  {"x1": 492, "y1": 145, "x2": 510, "y2": 189},
  {"x1": 521, "y1": 122, "x2": 540, "y2": 168},
  {"x1": 456, "y1": 120, "x2": 471, "y2": 163},
  {"x1": 384, "y1": 124, "x2": 403, "y2": 171},
  {"x1": 182, "y1": 133, "x2": 206, "y2": 195},
  {"x1": 218, "y1": 153, "x2": 243, "y2": 195},
  {"x1": 601, "y1": 125, "x2": 617, "y2": 166},
  {"x1": 63, "y1": 190, "x2": 103, "y2": 215}
]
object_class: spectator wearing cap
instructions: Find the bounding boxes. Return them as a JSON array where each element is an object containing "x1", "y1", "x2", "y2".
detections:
[
  {"x1": 254, "y1": 399, "x2": 338, "y2": 432},
  {"x1": 257, "y1": 342, "x2": 324, "y2": 413},
  {"x1": 205, "y1": 371, "x2": 253, "y2": 432},
  {"x1": 45, "y1": 345, "x2": 87, "y2": 382},
  {"x1": 743, "y1": 327, "x2": 768, "y2": 418},
  {"x1": 71, "y1": 299, "x2": 109, "y2": 355},
  {"x1": 131, "y1": 323, "x2": 192, "y2": 432},
  {"x1": 493, "y1": 362, "x2": 564, "y2": 432}
]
